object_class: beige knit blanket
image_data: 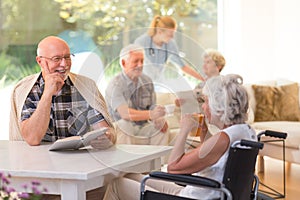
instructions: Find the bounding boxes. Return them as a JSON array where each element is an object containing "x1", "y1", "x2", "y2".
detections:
[{"x1": 9, "y1": 72, "x2": 114, "y2": 141}]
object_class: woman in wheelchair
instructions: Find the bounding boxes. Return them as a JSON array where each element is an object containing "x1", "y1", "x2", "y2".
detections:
[{"x1": 103, "y1": 74, "x2": 257, "y2": 200}]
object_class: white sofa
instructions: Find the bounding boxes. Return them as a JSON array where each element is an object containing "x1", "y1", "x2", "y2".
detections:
[{"x1": 245, "y1": 80, "x2": 300, "y2": 168}]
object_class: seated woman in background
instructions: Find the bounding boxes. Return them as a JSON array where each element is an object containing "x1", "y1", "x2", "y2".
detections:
[
  {"x1": 103, "y1": 74, "x2": 257, "y2": 200},
  {"x1": 194, "y1": 48, "x2": 226, "y2": 101}
]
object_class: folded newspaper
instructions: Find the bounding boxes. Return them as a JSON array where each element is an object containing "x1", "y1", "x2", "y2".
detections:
[
  {"x1": 176, "y1": 90, "x2": 201, "y2": 114},
  {"x1": 49, "y1": 127, "x2": 108, "y2": 151}
]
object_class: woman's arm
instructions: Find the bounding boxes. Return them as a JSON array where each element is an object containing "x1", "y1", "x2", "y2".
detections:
[
  {"x1": 167, "y1": 114, "x2": 230, "y2": 174},
  {"x1": 168, "y1": 132, "x2": 229, "y2": 174},
  {"x1": 182, "y1": 65, "x2": 205, "y2": 81}
]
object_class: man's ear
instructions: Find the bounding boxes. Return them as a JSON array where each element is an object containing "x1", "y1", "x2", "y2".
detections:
[
  {"x1": 36, "y1": 56, "x2": 40, "y2": 63},
  {"x1": 36, "y1": 56, "x2": 42, "y2": 66},
  {"x1": 121, "y1": 59, "x2": 126, "y2": 68}
]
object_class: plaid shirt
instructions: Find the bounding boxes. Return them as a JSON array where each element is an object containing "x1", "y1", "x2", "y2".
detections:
[{"x1": 21, "y1": 74, "x2": 104, "y2": 142}]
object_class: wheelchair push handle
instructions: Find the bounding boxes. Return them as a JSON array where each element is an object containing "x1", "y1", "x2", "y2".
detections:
[
  {"x1": 264, "y1": 130, "x2": 287, "y2": 139},
  {"x1": 258, "y1": 130, "x2": 287, "y2": 140}
]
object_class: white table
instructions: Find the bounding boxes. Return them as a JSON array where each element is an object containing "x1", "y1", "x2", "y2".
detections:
[{"x1": 0, "y1": 140, "x2": 172, "y2": 200}]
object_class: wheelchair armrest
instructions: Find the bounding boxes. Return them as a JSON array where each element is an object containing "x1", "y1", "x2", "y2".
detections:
[
  {"x1": 257, "y1": 130, "x2": 287, "y2": 140},
  {"x1": 149, "y1": 171, "x2": 221, "y2": 189}
]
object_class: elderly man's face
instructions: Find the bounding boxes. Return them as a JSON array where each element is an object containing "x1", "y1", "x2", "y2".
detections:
[
  {"x1": 36, "y1": 37, "x2": 72, "y2": 80},
  {"x1": 123, "y1": 51, "x2": 144, "y2": 80}
]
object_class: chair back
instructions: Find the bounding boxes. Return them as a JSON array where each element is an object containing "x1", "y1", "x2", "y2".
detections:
[
  {"x1": 223, "y1": 140, "x2": 263, "y2": 200},
  {"x1": 71, "y1": 51, "x2": 104, "y2": 83}
]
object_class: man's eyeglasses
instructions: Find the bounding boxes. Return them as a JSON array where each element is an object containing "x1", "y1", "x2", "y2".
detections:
[{"x1": 39, "y1": 54, "x2": 74, "y2": 63}]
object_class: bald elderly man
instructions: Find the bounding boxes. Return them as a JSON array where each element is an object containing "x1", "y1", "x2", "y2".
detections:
[{"x1": 10, "y1": 36, "x2": 116, "y2": 149}]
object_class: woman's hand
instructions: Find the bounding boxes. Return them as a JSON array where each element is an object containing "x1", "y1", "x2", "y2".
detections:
[
  {"x1": 180, "y1": 114, "x2": 208, "y2": 137},
  {"x1": 180, "y1": 114, "x2": 198, "y2": 134}
]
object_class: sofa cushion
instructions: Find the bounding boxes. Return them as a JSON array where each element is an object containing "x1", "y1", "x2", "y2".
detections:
[
  {"x1": 156, "y1": 92, "x2": 177, "y2": 105},
  {"x1": 244, "y1": 81, "x2": 277, "y2": 114},
  {"x1": 252, "y1": 83, "x2": 300, "y2": 122},
  {"x1": 252, "y1": 121, "x2": 300, "y2": 149}
]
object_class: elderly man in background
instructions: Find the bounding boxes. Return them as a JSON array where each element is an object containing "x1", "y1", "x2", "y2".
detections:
[{"x1": 105, "y1": 44, "x2": 169, "y2": 145}]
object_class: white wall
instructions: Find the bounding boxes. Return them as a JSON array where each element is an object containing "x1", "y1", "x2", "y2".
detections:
[
  {"x1": 0, "y1": 86, "x2": 13, "y2": 140},
  {"x1": 220, "y1": 0, "x2": 300, "y2": 83}
]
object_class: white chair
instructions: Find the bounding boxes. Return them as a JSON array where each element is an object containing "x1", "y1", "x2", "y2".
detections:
[{"x1": 71, "y1": 51, "x2": 104, "y2": 83}]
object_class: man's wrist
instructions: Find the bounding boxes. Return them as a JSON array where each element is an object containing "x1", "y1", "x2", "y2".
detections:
[{"x1": 148, "y1": 110, "x2": 152, "y2": 121}]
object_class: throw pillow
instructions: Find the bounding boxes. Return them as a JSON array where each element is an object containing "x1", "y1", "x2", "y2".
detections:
[{"x1": 252, "y1": 83, "x2": 300, "y2": 122}]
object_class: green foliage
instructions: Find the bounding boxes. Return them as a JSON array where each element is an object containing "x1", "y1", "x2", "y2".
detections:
[
  {"x1": 0, "y1": 51, "x2": 18, "y2": 87},
  {"x1": 0, "y1": 51, "x2": 40, "y2": 88},
  {"x1": 0, "y1": 0, "x2": 217, "y2": 84},
  {"x1": 104, "y1": 58, "x2": 122, "y2": 78},
  {"x1": 5, "y1": 64, "x2": 40, "y2": 81},
  {"x1": 0, "y1": 76, "x2": 7, "y2": 89},
  {"x1": 54, "y1": 0, "x2": 217, "y2": 45}
]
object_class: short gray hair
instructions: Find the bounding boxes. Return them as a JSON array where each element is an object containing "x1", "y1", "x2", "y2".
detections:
[
  {"x1": 202, "y1": 74, "x2": 248, "y2": 125},
  {"x1": 119, "y1": 44, "x2": 144, "y2": 66}
]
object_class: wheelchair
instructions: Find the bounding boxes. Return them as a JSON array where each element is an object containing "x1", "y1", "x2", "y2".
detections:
[{"x1": 140, "y1": 139, "x2": 264, "y2": 200}]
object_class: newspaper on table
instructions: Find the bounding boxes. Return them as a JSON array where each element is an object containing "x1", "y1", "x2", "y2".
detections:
[{"x1": 49, "y1": 127, "x2": 108, "y2": 151}]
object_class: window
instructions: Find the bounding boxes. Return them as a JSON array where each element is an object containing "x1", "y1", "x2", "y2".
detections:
[
  {"x1": 0, "y1": 0, "x2": 217, "y2": 139},
  {"x1": 0, "y1": 0, "x2": 217, "y2": 86}
]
